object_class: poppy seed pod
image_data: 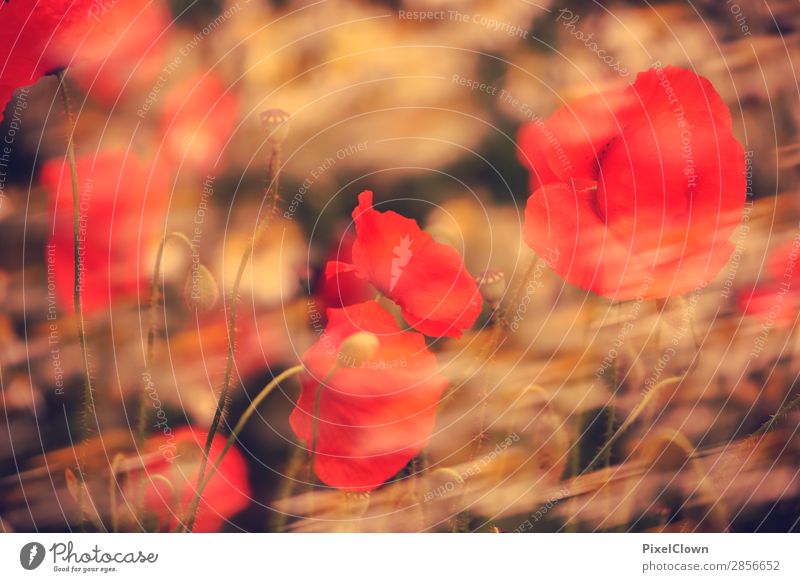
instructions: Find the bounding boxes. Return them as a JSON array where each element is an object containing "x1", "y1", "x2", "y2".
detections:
[
  {"x1": 338, "y1": 331, "x2": 380, "y2": 368},
  {"x1": 261, "y1": 109, "x2": 291, "y2": 146},
  {"x1": 184, "y1": 264, "x2": 219, "y2": 312},
  {"x1": 289, "y1": 301, "x2": 448, "y2": 491},
  {"x1": 476, "y1": 269, "x2": 506, "y2": 306}
]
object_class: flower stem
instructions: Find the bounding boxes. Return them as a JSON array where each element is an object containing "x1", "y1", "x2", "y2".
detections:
[
  {"x1": 584, "y1": 376, "x2": 682, "y2": 474},
  {"x1": 182, "y1": 149, "x2": 282, "y2": 532},
  {"x1": 752, "y1": 392, "x2": 800, "y2": 439},
  {"x1": 136, "y1": 232, "x2": 193, "y2": 446},
  {"x1": 56, "y1": 70, "x2": 94, "y2": 524},
  {"x1": 134, "y1": 232, "x2": 193, "y2": 527},
  {"x1": 178, "y1": 364, "x2": 304, "y2": 531}
]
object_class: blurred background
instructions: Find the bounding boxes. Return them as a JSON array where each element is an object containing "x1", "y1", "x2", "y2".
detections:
[{"x1": 1, "y1": 0, "x2": 800, "y2": 532}]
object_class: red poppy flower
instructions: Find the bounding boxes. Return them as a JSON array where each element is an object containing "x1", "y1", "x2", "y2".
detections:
[
  {"x1": 160, "y1": 72, "x2": 239, "y2": 173},
  {"x1": 317, "y1": 231, "x2": 376, "y2": 310},
  {"x1": 289, "y1": 300, "x2": 448, "y2": 492},
  {"x1": 518, "y1": 66, "x2": 746, "y2": 300},
  {"x1": 126, "y1": 426, "x2": 250, "y2": 532},
  {"x1": 0, "y1": 1, "x2": 98, "y2": 119},
  {"x1": 326, "y1": 191, "x2": 482, "y2": 338},
  {"x1": 42, "y1": 150, "x2": 166, "y2": 315}
]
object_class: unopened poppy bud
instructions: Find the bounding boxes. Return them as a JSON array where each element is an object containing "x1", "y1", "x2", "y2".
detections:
[
  {"x1": 184, "y1": 264, "x2": 219, "y2": 312},
  {"x1": 476, "y1": 269, "x2": 506, "y2": 305},
  {"x1": 338, "y1": 332, "x2": 379, "y2": 368},
  {"x1": 261, "y1": 109, "x2": 291, "y2": 146}
]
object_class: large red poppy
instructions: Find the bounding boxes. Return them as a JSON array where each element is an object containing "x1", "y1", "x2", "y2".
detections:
[
  {"x1": 289, "y1": 300, "x2": 448, "y2": 492},
  {"x1": 42, "y1": 150, "x2": 166, "y2": 315},
  {"x1": 125, "y1": 426, "x2": 250, "y2": 532},
  {"x1": 326, "y1": 191, "x2": 482, "y2": 338},
  {"x1": 0, "y1": 1, "x2": 99, "y2": 119},
  {"x1": 518, "y1": 66, "x2": 746, "y2": 300}
]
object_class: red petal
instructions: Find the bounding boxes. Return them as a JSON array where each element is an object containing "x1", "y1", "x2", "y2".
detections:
[
  {"x1": 289, "y1": 301, "x2": 448, "y2": 491},
  {"x1": 349, "y1": 191, "x2": 482, "y2": 337}
]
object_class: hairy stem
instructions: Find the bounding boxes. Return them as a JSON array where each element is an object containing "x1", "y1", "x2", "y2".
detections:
[
  {"x1": 134, "y1": 232, "x2": 192, "y2": 527},
  {"x1": 177, "y1": 364, "x2": 304, "y2": 531},
  {"x1": 136, "y1": 232, "x2": 193, "y2": 445},
  {"x1": 182, "y1": 149, "x2": 282, "y2": 531},
  {"x1": 57, "y1": 71, "x2": 94, "y2": 527}
]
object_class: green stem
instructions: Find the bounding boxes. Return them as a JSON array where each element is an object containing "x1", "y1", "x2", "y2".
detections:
[
  {"x1": 752, "y1": 392, "x2": 800, "y2": 439},
  {"x1": 134, "y1": 232, "x2": 192, "y2": 528},
  {"x1": 602, "y1": 310, "x2": 621, "y2": 471},
  {"x1": 584, "y1": 376, "x2": 682, "y2": 474},
  {"x1": 136, "y1": 232, "x2": 193, "y2": 446},
  {"x1": 57, "y1": 70, "x2": 94, "y2": 526},
  {"x1": 182, "y1": 147, "x2": 281, "y2": 532},
  {"x1": 177, "y1": 364, "x2": 304, "y2": 531}
]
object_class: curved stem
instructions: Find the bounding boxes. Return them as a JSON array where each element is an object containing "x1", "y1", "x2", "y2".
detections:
[
  {"x1": 134, "y1": 232, "x2": 192, "y2": 528},
  {"x1": 178, "y1": 364, "x2": 304, "y2": 531},
  {"x1": 136, "y1": 231, "x2": 194, "y2": 446},
  {"x1": 183, "y1": 147, "x2": 281, "y2": 532},
  {"x1": 57, "y1": 71, "x2": 94, "y2": 527},
  {"x1": 584, "y1": 376, "x2": 682, "y2": 474}
]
